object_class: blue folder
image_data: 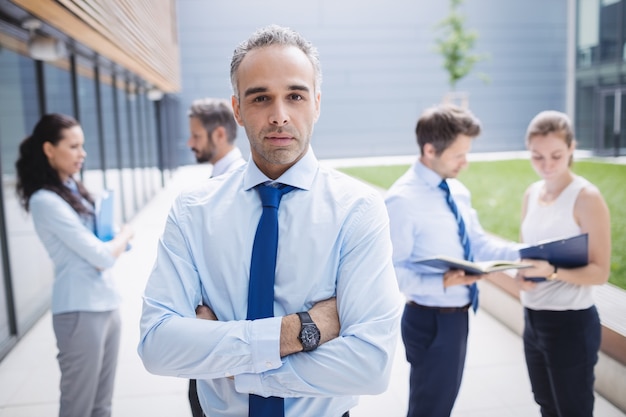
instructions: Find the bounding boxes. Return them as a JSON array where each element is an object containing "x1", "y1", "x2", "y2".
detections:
[
  {"x1": 95, "y1": 190, "x2": 115, "y2": 242},
  {"x1": 519, "y1": 233, "x2": 588, "y2": 281}
]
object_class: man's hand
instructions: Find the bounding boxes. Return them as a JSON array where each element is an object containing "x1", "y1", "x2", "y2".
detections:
[
  {"x1": 443, "y1": 269, "x2": 481, "y2": 288},
  {"x1": 196, "y1": 304, "x2": 217, "y2": 321}
]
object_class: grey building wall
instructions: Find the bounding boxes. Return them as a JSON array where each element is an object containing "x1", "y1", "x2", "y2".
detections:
[{"x1": 175, "y1": 0, "x2": 568, "y2": 163}]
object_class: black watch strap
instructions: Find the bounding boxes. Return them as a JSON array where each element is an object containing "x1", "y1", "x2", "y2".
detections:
[
  {"x1": 297, "y1": 311, "x2": 314, "y2": 325},
  {"x1": 296, "y1": 311, "x2": 320, "y2": 352}
]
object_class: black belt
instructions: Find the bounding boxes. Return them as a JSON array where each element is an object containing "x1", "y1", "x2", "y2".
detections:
[{"x1": 407, "y1": 301, "x2": 470, "y2": 313}]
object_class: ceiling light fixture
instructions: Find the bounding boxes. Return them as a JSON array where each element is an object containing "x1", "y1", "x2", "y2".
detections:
[{"x1": 22, "y1": 18, "x2": 67, "y2": 61}]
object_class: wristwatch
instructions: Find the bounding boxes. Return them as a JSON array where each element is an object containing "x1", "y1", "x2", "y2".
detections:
[
  {"x1": 547, "y1": 265, "x2": 558, "y2": 280},
  {"x1": 296, "y1": 311, "x2": 321, "y2": 352}
]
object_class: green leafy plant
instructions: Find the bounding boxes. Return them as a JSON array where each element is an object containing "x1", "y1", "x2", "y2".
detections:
[{"x1": 434, "y1": 0, "x2": 489, "y2": 91}]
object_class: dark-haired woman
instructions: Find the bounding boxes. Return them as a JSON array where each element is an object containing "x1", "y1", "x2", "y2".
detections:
[{"x1": 15, "y1": 113, "x2": 133, "y2": 417}]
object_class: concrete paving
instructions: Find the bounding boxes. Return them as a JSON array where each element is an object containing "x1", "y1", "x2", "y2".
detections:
[{"x1": 0, "y1": 159, "x2": 624, "y2": 417}]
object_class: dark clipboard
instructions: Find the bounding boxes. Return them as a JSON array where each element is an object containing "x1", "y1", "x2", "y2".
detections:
[{"x1": 519, "y1": 233, "x2": 588, "y2": 281}]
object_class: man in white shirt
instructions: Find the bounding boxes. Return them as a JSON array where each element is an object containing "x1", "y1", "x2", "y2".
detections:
[
  {"x1": 139, "y1": 25, "x2": 402, "y2": 417},
  {"x1": 187, "y1": 98, "x2": 246, "y2": 178},
  {"x1": 385, "y1": 104, "x2": 521, "y2": 417}
]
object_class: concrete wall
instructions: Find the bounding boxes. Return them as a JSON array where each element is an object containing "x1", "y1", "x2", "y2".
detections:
[{"x1": 175, "y1": 0, "x2": 568, "y2": 163}]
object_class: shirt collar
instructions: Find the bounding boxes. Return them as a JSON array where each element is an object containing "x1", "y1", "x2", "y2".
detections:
[
  {"x1": 413, "y1": 159, "x2": 444, "y2": 190},
  {"x1": 63, "y1": 177, "x2": 79, "y2": 194},
  {"x1": 212, "y1": 147, "x2": 243, "y2": 178},
  {"x1": 243, "y1": 146, "x2": 318, "y2": 191}
]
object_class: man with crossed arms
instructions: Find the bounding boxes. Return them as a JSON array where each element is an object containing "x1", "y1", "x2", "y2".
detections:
[{"x1": 139, "y1": 25, "x2": 401, "y2": 417}]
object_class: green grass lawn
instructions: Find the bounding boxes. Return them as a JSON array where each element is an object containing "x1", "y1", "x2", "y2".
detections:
[{"x1": 340, "y1": 159, "x2": 626, "y2": 290}]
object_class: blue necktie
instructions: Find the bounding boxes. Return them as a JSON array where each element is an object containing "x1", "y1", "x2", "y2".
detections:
[
  {"x1": 438, "y1": 180, "x2": 479, "y2": 312},
  {"x1": 247, "y1": 183, "x2": 294, "y2": 417}
]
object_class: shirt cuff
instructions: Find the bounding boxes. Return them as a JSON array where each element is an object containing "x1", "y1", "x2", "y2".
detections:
[
  {"x1": 250, "y1": 316, "x2": 282, "y2": 373},
  {"x1": 234, "y1": 316, "x2": 283, "y2": 396}
]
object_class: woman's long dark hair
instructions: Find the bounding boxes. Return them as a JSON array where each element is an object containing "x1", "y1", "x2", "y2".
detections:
[{"x1": 15, "y1": 113, "x2": 94, "y2": 214}]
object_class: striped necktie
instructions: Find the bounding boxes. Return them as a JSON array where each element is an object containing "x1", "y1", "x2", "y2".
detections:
[{"x1": 439, "y1": 179, "x2": 479, "y2": 312}]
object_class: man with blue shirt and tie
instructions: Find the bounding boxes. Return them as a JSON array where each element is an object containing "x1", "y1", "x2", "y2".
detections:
[
  {"x1": 139, "y1": 25, "x2": 402, "y2": 417},
  {"x1": 385, "y1": 104, "x2": 521, "y2": 417},
  {"x1": 187, "y1": 98, "x2": 246, "y2": 178},
  {"x1": 186, "y1": 97, "x2": 246, "y2": 417}
]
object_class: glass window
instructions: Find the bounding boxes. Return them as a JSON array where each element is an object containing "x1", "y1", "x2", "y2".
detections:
[
  {"x1": 599, "y1": 0, "x2": 622, "y2": 62},
  {"x1": 100, "y1": 71, "x2": 118, "y2": 171},
  {"x1": 76, "y1": 62, "x2": 104, "y2": 193},
  {"x1": 144, "y1": 96, "x2": 161, "y2": 193},
  {"x1": 0, "y1": 247, "x2": 8, "y2": 343},
  {"x1": 577, "y1": 0, "x2": 600, "y2": 66},
  {"x1": 135, "y1": 91, "x2": 146, "y2": 171},
  {"x1": 77, "y1": 65, "x2": 101, "y2": 170},
  {"x1": 115, "y1": 78, "x2": 136, "y2": 220},
  {"x1": 575, "y1": 84, "x2": 595, "y2": 149},
  {"x1": 43, "y1": 61, "x2": 73, "y2": 115},
  {"x1": 0, "y1": 48, "x2": 37, "y2": 344},
  {"x1": 117, "y1": 81, "x2": 132, "y2": 169},
  {"x1": 0, "y1": 47, "x2": 54, "y2": 335},
  {"x1": 138, "y1": 93, "x2": 152, "y2": 201},
  {"x1": 98, "y1": 68, "x2": 123, "y2": 222},
  {"x1": 128, "y1": 81, "x2": 143, "y2": 212}
]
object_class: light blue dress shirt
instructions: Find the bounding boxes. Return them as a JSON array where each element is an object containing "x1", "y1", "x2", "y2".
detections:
[
  {"x1": 385, "y1": 159, "x2": 521, "y2": 308},
  {"x1": 139, "y1": 148, "x2": 402, "y2": 417},
  {"x1": 29, "y1": 184, "x2": 119, "y2": 314},
  {"x1": 211, "y1": 147, "x2": 246, "y2": 178}
]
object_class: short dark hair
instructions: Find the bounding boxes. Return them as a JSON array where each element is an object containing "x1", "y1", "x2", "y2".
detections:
[
  {"x1": 188, "y1": 98, "x2": 237, "y2": 143},
  {"x1": 415, "y1": 104, "x2": 481, "y2": 155},
  {"x1": 230, "y1": 24, "x2": 322, "y2": 100}
]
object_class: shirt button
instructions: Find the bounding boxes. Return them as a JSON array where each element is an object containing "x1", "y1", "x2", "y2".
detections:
[
  {"x1": 265, "y1": 361, "x2": 273, "y2": 368},
  {"x1": 224, "y1": 372, "x2": 232, "y2": 377}
]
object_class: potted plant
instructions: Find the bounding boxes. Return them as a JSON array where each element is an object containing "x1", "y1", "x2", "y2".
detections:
[{"x1": 434, "y1": 0, "x2": 489, "y2": 107}]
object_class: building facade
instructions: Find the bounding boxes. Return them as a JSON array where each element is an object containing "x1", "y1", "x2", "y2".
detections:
[
  {"x1": 175, "y1": 0, "x2": 571, "y2": 163},
  {"x1": 576, "y1": 0, "x2": 626, "y2": 156},
  {"x1": 0, "y1": 0, "x2": 181, "y2": 359}
]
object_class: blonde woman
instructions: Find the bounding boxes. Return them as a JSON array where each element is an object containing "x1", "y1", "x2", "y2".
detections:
[{"x1": 517, "y1": 110, "x2": 611, "y2": 417}]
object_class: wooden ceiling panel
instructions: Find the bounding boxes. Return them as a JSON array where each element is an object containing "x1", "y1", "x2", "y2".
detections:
[{"x1": 11, "y1": 0, "x2": 180, "y2": 92}]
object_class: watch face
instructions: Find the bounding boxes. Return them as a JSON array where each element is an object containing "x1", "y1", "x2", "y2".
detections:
[{"x1": 300, "y1": 325, "x2": 321, "y2": 350}]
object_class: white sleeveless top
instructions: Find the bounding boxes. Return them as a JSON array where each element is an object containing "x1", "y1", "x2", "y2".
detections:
[{"x1": 520, "y1": 175, "x2": 594, "y2": 311}]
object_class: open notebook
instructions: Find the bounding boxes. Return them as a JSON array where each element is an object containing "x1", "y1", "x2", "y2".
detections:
[{"x1": 414, "y1": 256, "x2": 532, "y2": 275}]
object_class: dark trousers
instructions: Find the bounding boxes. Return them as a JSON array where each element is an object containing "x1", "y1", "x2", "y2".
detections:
[
  {"x1": 188, "y1": 379, "x2": 204, "y2": 417},
  {"x1": 401, "y1": 303, "x2": 469, "y2": 417},
  {"x1": 523, "y1": 306, "x2": 600, "y2": 417}
]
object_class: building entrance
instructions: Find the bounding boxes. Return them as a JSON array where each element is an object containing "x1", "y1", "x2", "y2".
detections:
[{"x1": 598, "y1": 87, "x2": 626, "y2": 156}]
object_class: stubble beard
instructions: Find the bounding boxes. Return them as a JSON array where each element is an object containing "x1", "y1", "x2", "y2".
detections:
[
  {"x1": 194, "y1": 148, "x2": 212, "y2": 164},
  {"x1": 248, "y1": 126, "x2": 309, "y2": 167}
]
